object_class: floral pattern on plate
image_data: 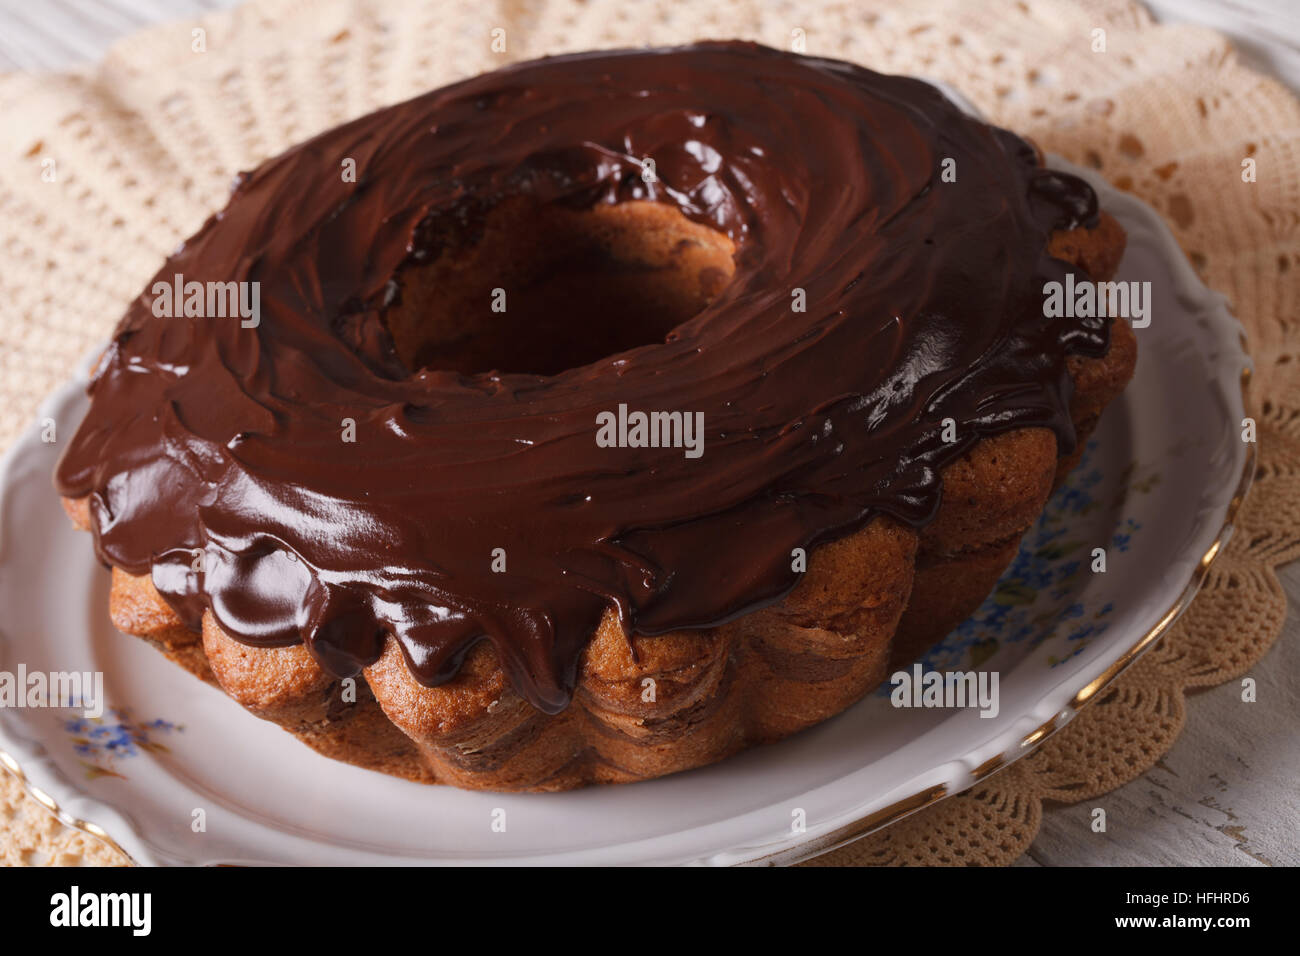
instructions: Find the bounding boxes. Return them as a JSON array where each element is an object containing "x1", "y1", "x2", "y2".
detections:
[
  {"x1": 904, "y1": 438, "x2": 1163, "y2": 678},
  {"x1": 63, "y1": 708, "x2": 181, "y2": 780}
]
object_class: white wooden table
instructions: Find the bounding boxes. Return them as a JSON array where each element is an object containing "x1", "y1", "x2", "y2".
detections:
[{"x1": 1, "y1": 0, "x2": 1296, "y2": 866}]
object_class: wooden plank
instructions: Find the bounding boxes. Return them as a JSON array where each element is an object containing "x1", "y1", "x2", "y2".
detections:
[{"x1": 1032, "y1": 565, "x2": 1300, "y2": 865}]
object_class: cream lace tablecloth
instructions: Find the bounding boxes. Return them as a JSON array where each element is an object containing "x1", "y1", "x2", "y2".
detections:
[{"x1": 1, "y1": 0, "x2": 1296, "y2": 866}]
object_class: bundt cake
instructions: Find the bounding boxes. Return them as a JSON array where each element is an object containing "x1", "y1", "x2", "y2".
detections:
[{"x1": 56, "y1": 42, "x2": 1136, "y2": 791}]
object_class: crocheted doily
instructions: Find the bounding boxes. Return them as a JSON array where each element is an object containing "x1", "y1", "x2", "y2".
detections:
[{"x1": 1, "y1": 0, "x2": 1295, "y2": 866}]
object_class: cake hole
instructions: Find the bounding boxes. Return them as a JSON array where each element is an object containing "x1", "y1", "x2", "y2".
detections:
[{"x1": 386, "y1": 199, "x2": 738, "y2": 377}]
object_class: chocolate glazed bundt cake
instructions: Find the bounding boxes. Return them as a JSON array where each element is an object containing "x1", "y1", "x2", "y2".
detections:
[{"x1": 56, "y1": 42, "x2": 1135, "y2": 791}]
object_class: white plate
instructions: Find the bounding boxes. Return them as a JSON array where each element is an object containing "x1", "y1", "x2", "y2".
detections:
[{"x1": 0, "y1": 154, "x2": 1251, "y2": 866}]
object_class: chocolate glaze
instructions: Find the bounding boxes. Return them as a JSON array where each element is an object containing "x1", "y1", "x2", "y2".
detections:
[{"x1": 56, "y1": 42, "x2": 1110, "y2": 713}]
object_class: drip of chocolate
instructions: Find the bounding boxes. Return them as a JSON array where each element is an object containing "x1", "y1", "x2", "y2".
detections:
[{"x1": 56, "y1": 42, "x2": 1108, "y2": 713}]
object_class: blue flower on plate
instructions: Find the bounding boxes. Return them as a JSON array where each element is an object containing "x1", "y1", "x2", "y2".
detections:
[
  {"x1": 62, "y1": 705, "x2": 182, "y2": 780},
  {"x1": 875, "y1": 439, "x2": 1157, "y2": 689}
]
